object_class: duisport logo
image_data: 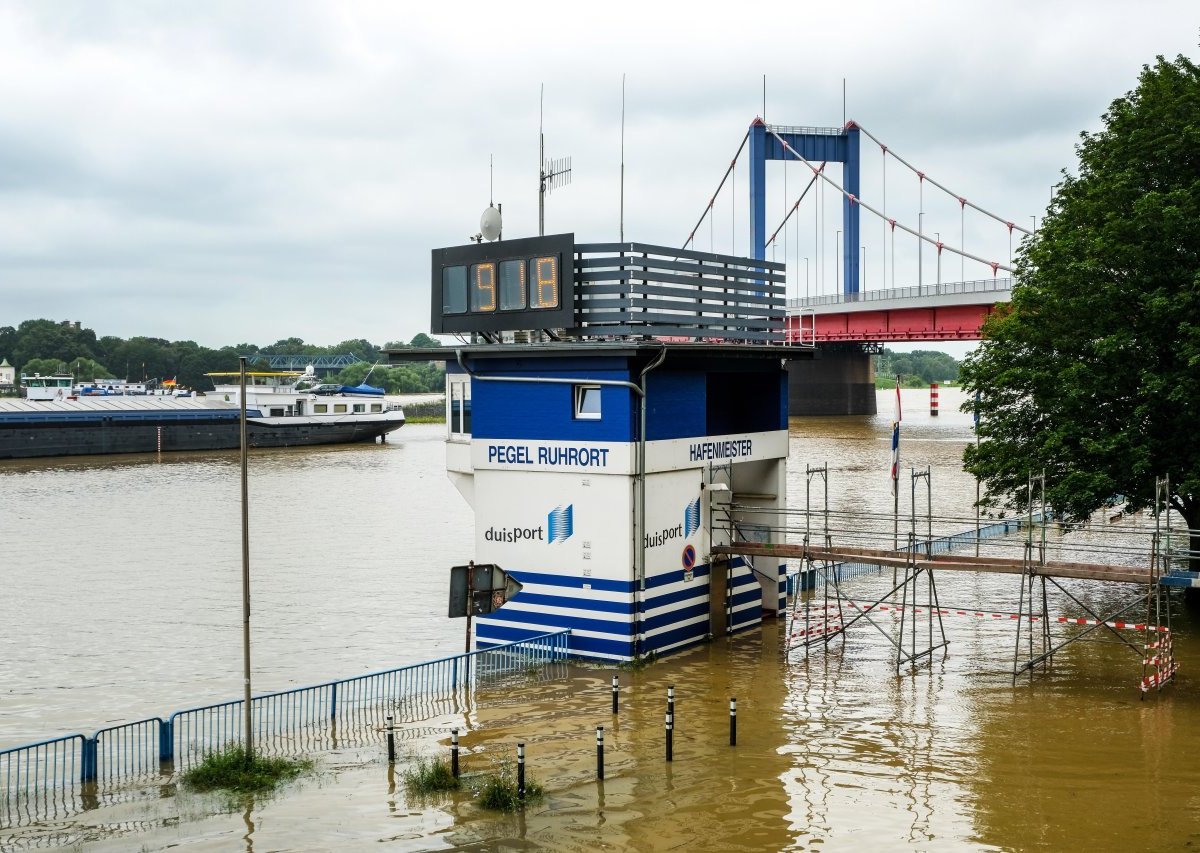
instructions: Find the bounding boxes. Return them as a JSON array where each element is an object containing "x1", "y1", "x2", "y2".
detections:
[
  {"x1": 484, "y1": 504, "x2": 574, "y2": 544},
  {"x1": 645, "y1": 496, "x2": 701, "y2": 548},
  {"x1": 547, "y1": 504, "x2": 574, "y2": 543}
]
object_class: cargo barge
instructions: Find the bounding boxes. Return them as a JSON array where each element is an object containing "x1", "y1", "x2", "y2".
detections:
[{"x1": 0, "y1": 372, "x2": 406, "y2": 460}]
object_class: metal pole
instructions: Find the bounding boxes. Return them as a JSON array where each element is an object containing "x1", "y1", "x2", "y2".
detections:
[
  {"x1": 465, "y1": 560, "x2": 474, "y2": 654},
  {"x1": 665, "y1": 711, "x2": 673, "y2": 762},
  {"x1": 729, "y1": 698, "x2": 737, "y2": 746},
  {"x1": 386, "y1": 716, "x2": 395, "y2": 764},
  {"x1": 451, "y1": 728, "x2": 460, "y2": 778},
  {"x1": 596, "y1": 726, "x2": 605, "y2": 780},
  {"x1": 611, "y1": 674, "x2": 619, "y2": 714},
  {"x1": 239, "y1": 356, "x2": 252, "y2": 761}
]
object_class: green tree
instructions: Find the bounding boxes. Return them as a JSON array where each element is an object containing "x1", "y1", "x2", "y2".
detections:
[
  {"x1": 20, "y1": 357, "x2": 70, "y2": 377},
  {"x1": 961, "y1": 53, "x2": 1200, "y2": 564}
]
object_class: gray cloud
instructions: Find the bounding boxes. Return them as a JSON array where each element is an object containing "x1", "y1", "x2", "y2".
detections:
[{"x1": 0, "y1": 0, "x2": 1195, "y2": 350}]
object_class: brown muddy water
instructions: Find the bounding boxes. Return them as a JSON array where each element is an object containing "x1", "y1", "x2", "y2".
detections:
[{"x1": 3, "y1": 388, "x2": 1200, "y2": 851}]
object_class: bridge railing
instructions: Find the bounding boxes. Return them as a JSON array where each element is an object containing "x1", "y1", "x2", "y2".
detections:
[
  {"x1": 0, "y1": 630, "x2": 570, "y2": 807},
  {"x1": 788, "y1": 277, "x2": 1014, "y2": 310}
]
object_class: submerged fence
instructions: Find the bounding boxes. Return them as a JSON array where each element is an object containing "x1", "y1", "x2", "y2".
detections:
[{"x1": 1, "y1": 630, "x2": 569, "y2": 811}]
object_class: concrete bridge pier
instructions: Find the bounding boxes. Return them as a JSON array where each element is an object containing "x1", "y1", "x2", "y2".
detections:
[{"x1": 787, "y1": 350, "x2": 878, "y2": 416}]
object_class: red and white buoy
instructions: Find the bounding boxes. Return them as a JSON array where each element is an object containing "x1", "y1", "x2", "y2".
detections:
[{"x1": 930, "y1": 382, "x2": 939, "y2": 417}]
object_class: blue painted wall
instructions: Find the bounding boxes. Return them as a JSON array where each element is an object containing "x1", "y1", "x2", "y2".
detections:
[{"x1": 458, "y1": 354, "x2": 786, "y2": 443}]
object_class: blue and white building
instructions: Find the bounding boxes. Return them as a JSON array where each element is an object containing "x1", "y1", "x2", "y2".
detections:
[{"x1": 395, "y1": 237, "x2": 810, "y2": 662}]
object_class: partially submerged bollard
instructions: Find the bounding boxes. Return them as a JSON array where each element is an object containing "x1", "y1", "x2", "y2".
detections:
[
  {"x1": 517, "y1": 742, "x2": 526, "y2": 800},
  {"x1": 612, "y1": 674, "x2": 619, "y2": 714},
  {"x1": 665, "y1": 711, "x2": 673, "y2": 762},
  {"x1": 451, "y1": 728, "x2": 460, "y2": 777},
  {"x1": 729, "y1": 698, "x2": 737, "y2": 747},
  {"x1": 386, "y1": 715, "x2": 396, "y2": 763},
  {"x1": 596, "y1": 726, "x2": 605, "y2": 780}
]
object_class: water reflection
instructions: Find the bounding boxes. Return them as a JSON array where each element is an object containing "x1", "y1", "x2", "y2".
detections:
[{"x1": 5, "y1": 391, "x2": 1200, "y2": 850}]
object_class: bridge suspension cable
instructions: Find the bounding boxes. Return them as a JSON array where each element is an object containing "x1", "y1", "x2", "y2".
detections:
[
  {"x1": 765, "y1": 164, "x2": 825, "y2": 250},
  {"x1": 767, "y1": 128, "x2": 1012, "y2": 276},
  {"x1": 683, "y1": 131, "x2": 750, "y2": 250},
  {"x1": 852, "y1": 121, "x2": 1033, "y2": 238}
]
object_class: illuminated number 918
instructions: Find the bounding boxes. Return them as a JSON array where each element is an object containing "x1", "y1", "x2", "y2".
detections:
[
  {"x1": 471, "y1": 263, "x2": 496, "y2": 311},
  {"x1": 530, "y1": 256, "x2": 558, "y2": 308}
]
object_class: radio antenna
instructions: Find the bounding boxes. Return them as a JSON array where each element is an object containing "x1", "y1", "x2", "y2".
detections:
[
  {"x1": 619, "y1": 74, "x2": 626, "y2": 243},
  {"x1": 538, "y1": 83, "x2": 572, "y2": 236},
  {"x1": 489, "y1": 154, "x2": 494, "y2": 206}
]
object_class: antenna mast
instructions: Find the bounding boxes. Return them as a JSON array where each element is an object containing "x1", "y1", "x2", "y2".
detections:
[
  {"x1": 538, "y1": 84, "x2": 572, "y2": 236},
  {"x1": 620, "y1": 74, "x2": 625, "y2": 243}
]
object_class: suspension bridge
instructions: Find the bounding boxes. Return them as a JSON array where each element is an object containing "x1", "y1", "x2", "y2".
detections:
[{"x1": 684, "y1": 118, "x2": 1033, "y2": 414}]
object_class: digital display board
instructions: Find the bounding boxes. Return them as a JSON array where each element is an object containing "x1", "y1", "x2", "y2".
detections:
[{"x1": 430, "y1": 233, "x2": 574, "y2": 334}]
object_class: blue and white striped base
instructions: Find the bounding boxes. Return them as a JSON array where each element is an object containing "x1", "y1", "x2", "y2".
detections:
[{"x1": 475, "y1": 558, "x2": 787, "y2": 662}]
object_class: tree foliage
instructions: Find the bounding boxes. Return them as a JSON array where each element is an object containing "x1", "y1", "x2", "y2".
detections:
[
  {"x1": 3, "y1": 321, "x2": 446, "y2": 394},
  {"x1": 875, "y1": 349, "x2": 960, "y2": 387},
  {"x1": 961, "y1": 53, "x2": 1200, "y2": 556}
]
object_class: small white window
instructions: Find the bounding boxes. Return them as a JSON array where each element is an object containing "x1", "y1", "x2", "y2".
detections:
[
  {"x1": 370, "y1": 403, "x2": 383, "y2": 412},
  {"x1": 334, "y1": 404, "x2": 348, "y2": 414},
  {"x1": 574, "y1": 385, "x2": 601, "y2": 420},
  {"x1": 314, "y1": 404, "x2": 328, "y2": 414}
]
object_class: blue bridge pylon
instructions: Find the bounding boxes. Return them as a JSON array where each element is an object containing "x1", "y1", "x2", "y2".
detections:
[{"x1": 749, "y1": 119, "x2": 861, "y2": 296}]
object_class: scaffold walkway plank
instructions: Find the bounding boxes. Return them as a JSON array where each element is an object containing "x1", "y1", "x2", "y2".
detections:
[{"x1": 715, "y1": 542, "x2": 1155, "y2": 585}]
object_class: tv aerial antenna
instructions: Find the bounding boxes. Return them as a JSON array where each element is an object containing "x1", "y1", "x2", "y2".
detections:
[{"x1": 538, "y1": 84, "x2": 571, "y2": 236}]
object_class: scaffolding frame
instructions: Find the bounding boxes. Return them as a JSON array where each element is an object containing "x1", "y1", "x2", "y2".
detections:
[{"x1": 713, "y1": 470, "x2": 1182, "y2": 693}]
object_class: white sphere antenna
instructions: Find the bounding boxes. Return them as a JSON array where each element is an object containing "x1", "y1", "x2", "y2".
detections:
[{"x1": 480, "y1": 205, "x2": 502, "y2": 242}]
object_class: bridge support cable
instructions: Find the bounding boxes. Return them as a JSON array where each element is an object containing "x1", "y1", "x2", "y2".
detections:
[
  {"x1": 852, "y1": 122, "x2": 1034, "y2": 238},
  {"x1": 684, "y1": 131, "x2": 750, "y2": 252},
  {"x1": 766, "y1": 128, "x2": 1012, "y2": 278}
]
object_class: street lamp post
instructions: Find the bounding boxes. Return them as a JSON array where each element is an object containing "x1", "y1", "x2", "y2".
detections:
[
  {"x1": 935, "y1": 232, "x2": 941, "y2": 294},
  {"x1": 835, "y1": 231, "x2": 842, "y2": 297},
  {"x1": 918, "y1": 212, "x2": 925, "y2": 289},
  {"x1": 239, "y1": 357, "x2": 253, "y2": 761}
]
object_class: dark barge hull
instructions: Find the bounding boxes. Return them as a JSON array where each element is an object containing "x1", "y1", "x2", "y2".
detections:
[{"x1": 0, "y1": 407, "x2": 406, "y2": 460}]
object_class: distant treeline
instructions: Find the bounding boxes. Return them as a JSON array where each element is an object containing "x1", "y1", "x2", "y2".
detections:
[
  {"x1": 1, "y1": 319, "x2": 445, "y2": 394},
  {"x1": 874, "y1": 348, "x2": 960, "y2": 388}
]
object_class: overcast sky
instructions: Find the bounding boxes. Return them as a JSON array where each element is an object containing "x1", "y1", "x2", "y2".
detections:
[{"x1": 0, "y1": 2, "x2": 1196, "y2": 355}]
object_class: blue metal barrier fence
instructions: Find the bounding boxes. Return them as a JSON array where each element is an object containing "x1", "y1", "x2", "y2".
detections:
[{"x1": 1, "y1": 630, "x2": 569, "y2": 802}]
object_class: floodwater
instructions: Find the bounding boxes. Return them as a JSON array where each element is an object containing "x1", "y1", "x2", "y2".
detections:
[{"x1": 3, "y1": 387, "x2": 1200, "y2": 851}]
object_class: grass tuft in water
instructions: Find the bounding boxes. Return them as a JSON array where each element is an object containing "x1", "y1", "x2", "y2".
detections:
[
  {"x1": 181, "y1": 746, "x2": 313, "y2": 795},
  {"x1": 471, "y1": 757, "x2": 544, "y2": 811},
  {"x1": 401, "y1": 756, "x2": 460, "y2": 794}
]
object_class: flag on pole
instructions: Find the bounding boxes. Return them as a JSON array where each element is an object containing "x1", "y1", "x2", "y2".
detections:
[{"x1": 891, "y1": 377, "x2": 901, "y2": 496}]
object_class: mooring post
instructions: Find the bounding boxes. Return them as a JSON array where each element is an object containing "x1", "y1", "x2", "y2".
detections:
[
  {"x1": 611, "y1": 674, "x2": 619, "y2": 714},
  {"x1": 596, "y1": 726, "x2": 605, "y2": 780},
  {"x1": 517, "y1": 742, "x2": 526, "y2": 800},
  {"x1": 729, "y1": 698, "x2": 737, "y2": 746},
  {"x1": 667, "y1": 684, "x2": 674, "y2": 719},
  {"x1": 665, "y1": 711, "x2": 673, "y2": 762},
  {"x1": 451, "y1": 728, "x2": 460, "y2": 778},
  {"x1": 385, "y1": 715, "x2": 395, "y2": 764}
]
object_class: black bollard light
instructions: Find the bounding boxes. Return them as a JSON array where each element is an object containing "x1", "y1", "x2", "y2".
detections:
[
  {"x1": 665, "y1": 711, "x2": 673, "y2": 762},
  {"x1": 667, "y1": 684, "x2": 675, "y2": 718},
  {"x1": 611, "y1": 674, "x2": 619, "y2": 714},
  {"x1": 596, "y1": 726, "x2": 605, "y2": 780},
  {"x1": 517, "y1": 742, "x2": 526, "y2": 800},
  {"x1": 451, "y1": 728, "x2": 460, "y2": 778},
  {"x1": 386, "y1": 715, "x2": 396, "y2": 763},
  {"x1": 729, "y1": 698, "x2": 737, "y2": 747}
]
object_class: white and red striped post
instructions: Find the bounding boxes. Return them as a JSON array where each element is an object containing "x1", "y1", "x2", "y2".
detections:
[{"x1": 930, "y1": 383, "x2": 939, "y2": 417}]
